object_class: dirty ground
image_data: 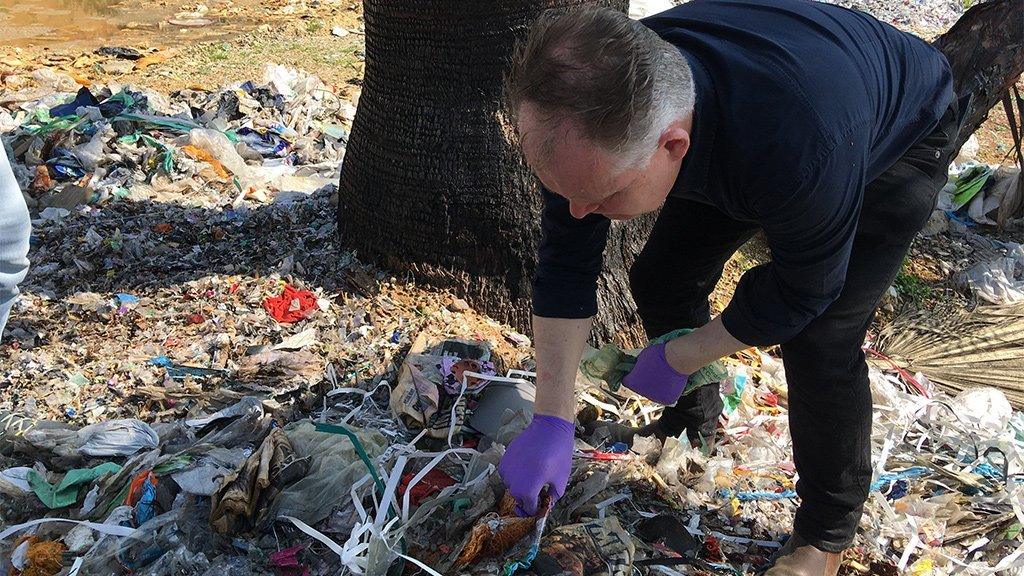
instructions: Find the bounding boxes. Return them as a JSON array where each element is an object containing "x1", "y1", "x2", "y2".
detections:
[{"x1": 2, "y1": 1, "x2": 1024, "y2": 575}]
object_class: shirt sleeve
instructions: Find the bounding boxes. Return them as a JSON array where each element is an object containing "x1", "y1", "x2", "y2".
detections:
[
  {"x1": 532, "y1": 187, "x2": 610, "y2": 318},
  {"x1": 720, "y1": 131, "x2": 868, "y2": 346}
]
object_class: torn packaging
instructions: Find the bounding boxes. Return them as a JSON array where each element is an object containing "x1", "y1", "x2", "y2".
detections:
[
  {"x1": 452, "y1": 493, "x2": 550, "y2": 571},
  {"x1": 390, "y1": 336, "x2": 498, "y2": 434},
  {"x1": 531, "y1": 516, "x2": 635, "y2": 576},
  {"x1": 210, "y1": 428, "x2": 307, "y2": 534},
  {"x1": 391, "y1": 352, "x2": 482, "y2": 439}
]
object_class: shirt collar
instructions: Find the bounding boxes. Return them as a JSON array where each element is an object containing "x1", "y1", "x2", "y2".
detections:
[{"x1": 674, "y1": 49, "x2": 717, "y2": 196}]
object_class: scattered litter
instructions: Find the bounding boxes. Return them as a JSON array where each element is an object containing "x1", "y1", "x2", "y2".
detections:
[{"x1": 1, "y1": 11, "x2": 1021, "y2": 576}]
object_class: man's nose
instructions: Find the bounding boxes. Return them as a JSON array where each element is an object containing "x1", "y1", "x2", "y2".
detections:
[{"x1": 569, "y1": 200, "x2": 600, "y2": 219}]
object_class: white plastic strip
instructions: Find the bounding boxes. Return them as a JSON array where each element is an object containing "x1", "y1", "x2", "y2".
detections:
[
  {"x1": 595, "y1": 492, "x2": 631, "y2": 519},
  {"x1": 898, "y1": 517, "x2": 921, "y2": 572},
  {"x1": 447, "y1": 378, "x2": 469, "y2": 448},
  {"x1": 326, "y1": 386, "x2": 373, "y2": 397},
  {"x1": 699, "y1": 529, "x2": 782, "y2": 549},
  {"x1": 966, "y1": 538, "x2": 990, "y2": 555},
  {"x1": 376, "y1": 454, "x2": 408, "y2": 531},
  {"x1": 280, "y1": 515, "x2": 347, "y2": 558},
  {"x1": 874, "y1": 434, "x2": 896, "y2": 477},
  {"x1": 350, "y1": 473, "x2": 373, "y2": 522},
  {"x1": 506, "y1": 369, "x2": 537, "y2": 380},
  {"x1": 580, "y1": 391, "x2": 620, "y2": 417},
  {"x1": 462, "y1": 370, "x2": 533, "y2": 387},
  {"x1": 0, "y1": 517, "x2": 137, "y2": 540}
]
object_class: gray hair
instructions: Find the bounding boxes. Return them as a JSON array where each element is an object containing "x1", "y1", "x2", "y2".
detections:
[{"x1": 506, "y1": 6, "x2": 696, "y2": 168}]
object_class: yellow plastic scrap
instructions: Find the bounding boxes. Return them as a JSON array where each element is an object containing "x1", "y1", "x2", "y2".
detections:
[
  {"x1": 908, "y1": 557, "x2": 934, "y2": 576},
  {"x1": 729, "y1": 496, "x2": 741, "y2": 516}
]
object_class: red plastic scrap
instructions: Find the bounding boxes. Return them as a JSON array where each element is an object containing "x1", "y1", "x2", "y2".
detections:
[
  {"x1": 398, "y1": 469, "x2": 457, "y2": 507},
  {"x1": 702, "y1": 535, "x2": 724, "y2": 563},
  {"x1": 264, "y1": 285, "x2": 318, "y2": 323},
  {"x1": 269, "y1": 545, "x2": 310, "y2": 576}
]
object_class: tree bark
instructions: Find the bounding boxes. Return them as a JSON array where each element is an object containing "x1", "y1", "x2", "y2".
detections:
[
  {"x1": 338, "y1": 0, "x2": 645, "y2": 346},
  {"x1": 933, "y1": 0, "x2": 1024, "y2": 150}
]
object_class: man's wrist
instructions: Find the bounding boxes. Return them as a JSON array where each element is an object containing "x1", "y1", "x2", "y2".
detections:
[{"x1": 664, "y1": 336, "x2": 694, "y2": 375}]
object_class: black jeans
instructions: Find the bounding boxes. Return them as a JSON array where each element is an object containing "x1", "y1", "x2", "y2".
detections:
[{"x1": 628, "y1": 99, "x2": 964, "y2": 551}]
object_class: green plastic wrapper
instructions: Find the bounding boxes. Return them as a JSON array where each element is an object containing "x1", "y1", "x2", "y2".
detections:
[
  {"x1": 27, "y1": 462, "x2": 122, "y2": 509},
  {"x1": 951, "y1": 164, "x2": 993, "y2": 210}
]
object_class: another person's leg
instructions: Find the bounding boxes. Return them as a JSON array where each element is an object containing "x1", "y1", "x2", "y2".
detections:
[
  {"x1": 776, "y1": 102, "x2": 962, "y2": 564},
  {"x1": 0, "y1": 146, "x2": 30, "y2": 339},
  {"x1": 629, "y1": 197, "x2": 758, "y2": 446}
]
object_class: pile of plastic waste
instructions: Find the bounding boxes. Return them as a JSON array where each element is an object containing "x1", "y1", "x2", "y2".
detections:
[
  {"x1": 3, "y1": 319, "x2": 1022, "y2": 575},
  {"x1": 1, "y1": 64, "x2": 350, "y2": 214},
  {"x1": 2, "y1": 66, "x2": 1022, "y2": 576}
]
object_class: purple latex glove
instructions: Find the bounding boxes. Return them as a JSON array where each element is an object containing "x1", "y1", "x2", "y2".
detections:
[
  {"x1": 497, "y1": 414, "x2": 574, "y2": 516},
  {"x1": 623, "y1": 342, "x2": 690, "y2": 404}
]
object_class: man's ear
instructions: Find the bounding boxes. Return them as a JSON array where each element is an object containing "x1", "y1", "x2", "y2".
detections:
[{"x1": 659, "y1": 120, "x2": 691, "y2": 162}]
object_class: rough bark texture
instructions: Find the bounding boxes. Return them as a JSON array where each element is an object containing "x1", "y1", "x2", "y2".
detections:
[
  {"x1": 933, "y1": 0, "x2": 1024, "y2": 150},
  {"x1": 337, "y1": 0, "x2": 644, "y2": 346}
]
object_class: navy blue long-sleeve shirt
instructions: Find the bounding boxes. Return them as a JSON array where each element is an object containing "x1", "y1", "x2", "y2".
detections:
[{"x1": 532, "y1": 0, "x2": 953, "y2": 346}]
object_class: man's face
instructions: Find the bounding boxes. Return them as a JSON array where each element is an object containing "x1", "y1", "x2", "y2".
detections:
[{"x1": 517, "y1": 102, "x2": 689, "y2": 220}]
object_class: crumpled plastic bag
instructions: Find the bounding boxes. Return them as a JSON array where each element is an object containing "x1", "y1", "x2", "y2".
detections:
[
  {"x1": 0, "y1": 466, "x2": 34, "y2": 495},
  {"x1": 172, "y1": 447, "x2": 250, "y2": 496},
  {"x1": 12, "y1": 414, "x2": 160, "y2": 459},
  {"x1": 274, "y1": 421, "x2": 387, "y2": 525},
  {"x1": 951, "y1": 388, "x2": 1013, "y2": 435},
  {"x1": 964, "y1": 251, "x2": 1024, "y2": 305},
  {"x1": 26, "y1": 462, "x2": 121, "y2": 509},
  {"x1": 72, "y1": 125, "x2": 113, "y2": 171},
  {"x1": 76, "y1": 419, "x2": 160, "y2": 457},
  {"x1": 188, "y1": 128, "x2": 254, "y2": 185}
]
